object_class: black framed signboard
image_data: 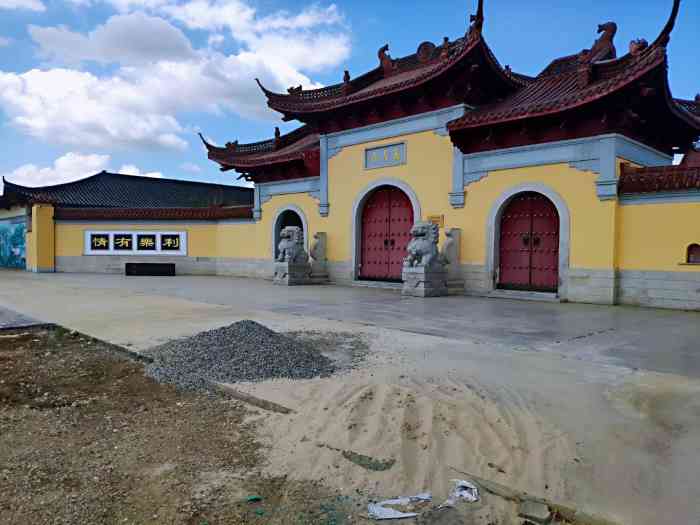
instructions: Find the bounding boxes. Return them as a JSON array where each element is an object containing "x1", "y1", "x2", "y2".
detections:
[{"x1": 84, "y1": 231, "x2": 187, "y2": 256}]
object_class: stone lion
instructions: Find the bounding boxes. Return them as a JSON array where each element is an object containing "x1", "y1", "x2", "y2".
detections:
[
  {"x1": 404, "y1": 221, "x2": 445, "y2": 269},
  {"x1": 276, "y1": 226, "x2": 308, "y2": 264}
]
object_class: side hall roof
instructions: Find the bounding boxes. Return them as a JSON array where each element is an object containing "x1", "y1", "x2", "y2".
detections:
[{"x1": 0, "y1": 171, "x2": 253, "y2": 209}]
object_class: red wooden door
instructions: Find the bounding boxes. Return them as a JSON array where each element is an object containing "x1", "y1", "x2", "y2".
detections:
[
  {"x1": 498, "y1": 192, "x2": 559, "y2": 292},
  {"x1": 360, "y1": 186, "x2": 413, "y2": 281}
]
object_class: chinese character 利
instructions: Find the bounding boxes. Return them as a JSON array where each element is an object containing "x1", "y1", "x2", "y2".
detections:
[{"x1": 163, "y1": 237, "x2": 180, "y2": 248}]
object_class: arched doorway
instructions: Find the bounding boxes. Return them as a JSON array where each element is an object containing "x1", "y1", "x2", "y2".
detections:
[
  {"x1": 498, "y1": 192, "x2": 560, "y2": 292},
  {"x1": 273, "y1": 207, "x2": 305, "y2": 259},
  {"x1": 359, "y1": 185, "x2": 413, "y2": 281}
]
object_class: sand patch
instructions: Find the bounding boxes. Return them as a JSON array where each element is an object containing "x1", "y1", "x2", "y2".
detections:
[{"x1": 236, "y1": 371, "x2": 576, "y2": 523}]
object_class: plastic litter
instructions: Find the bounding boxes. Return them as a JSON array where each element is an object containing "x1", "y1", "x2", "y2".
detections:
[
  {"x1": 440, "y1": 479, "x2": 479, "y2": 508},
  {"x1": 246, "y1": 495, "x2": 263, "y2": 503},
  {"x1": 367, "y1": 492, "x2": 432, "y2": 520}
]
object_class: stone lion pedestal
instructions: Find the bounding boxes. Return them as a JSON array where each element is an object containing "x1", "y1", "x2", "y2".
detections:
[
  {"x1": 402, "y1": 221, "x2": 448, "y2": 298},
  {"x1": 273, "y1": 261, "x2": 313, "y2": 285},
  {"x1": 273, "y1": 226, "x2": 313, "y2": 286}
]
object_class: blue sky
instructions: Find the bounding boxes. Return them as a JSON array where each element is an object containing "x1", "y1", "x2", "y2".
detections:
[{"x1": 0, "y1": 0, "x2": 697, "y2": 189}]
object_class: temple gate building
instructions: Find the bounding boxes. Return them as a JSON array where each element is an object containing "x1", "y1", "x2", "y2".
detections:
[{"x1": 2, "y1": 0, "x2": 699, "y2": 310}]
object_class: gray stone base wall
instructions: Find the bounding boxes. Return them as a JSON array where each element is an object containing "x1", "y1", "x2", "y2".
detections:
[
  {"x1": 55, "y1": 255, "x2": 217, "y2": 275},
  {"x1": 460, "y1": 264, "x2": 491, "y2": 295},
  {"x1": 326, "y1": 261, "x2": 355, "y2": 285},
  {"x1": 215, "y1": 258, "x2": 273, "y2": 279},
  {"x1": 565, "y1": 268, "x2": 617, "y2": 305},
  {"x1": 55, "y1": 255, "x2": 271, "y2": 279},
  {"x1": 617, "y1": 270, "x2": 700, "y2": 311}
]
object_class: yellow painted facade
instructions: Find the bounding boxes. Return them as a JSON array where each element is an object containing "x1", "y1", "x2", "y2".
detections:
[
  {"x1": 55, "y1": 222, "x2": 220, "y2": 258},
  {"x1": 27, "y1": 204, "x2": 55, "y2": 272},
  {"x1": 11, "y1": 125, "x2": 700, "y2": 309},
  {"x1": 44, "y1": 129, "x2": 696, "y2": 276},
  {"x1": 617, "y1": 202, "x2": 700, "y2": 272},
  {"x1": 324, "y1": 130, "x2": 451, "y2": 262}
]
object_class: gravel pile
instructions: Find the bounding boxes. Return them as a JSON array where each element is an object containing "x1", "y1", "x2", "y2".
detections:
[{"x1": 145, "y1": 320, "x2": 336, "y2": 391}]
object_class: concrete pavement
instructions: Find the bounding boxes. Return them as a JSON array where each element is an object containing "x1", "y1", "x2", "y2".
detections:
[{"x1": 1, "y1": 271, "x2": 697, "y2": 377}]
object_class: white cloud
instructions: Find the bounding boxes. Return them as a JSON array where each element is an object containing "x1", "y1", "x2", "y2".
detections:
[
  {"x1": 0, "y1": 37, "x2": 11, "y2": 47},
  {"x1": 29, "y1": 13, "x2": 196, "y2": 65},
  {"x1": 180, "y1": 162, "x2": 201, "y2": 173},
  {"x1": 2, "y1": 152, "x2": 110, "y2": 189},
  {"x1": 207, "y1": 33, "x2": 224, "y2": 47},
  {"x1": 0, "y1": 68, "x2": 188, "y2": 150},
  {"x1": 0, "y1": 0, "x2": 44, "y2": 11},
  {"x1": 163, "y1": 2, "x2": 349, "y2": 73},
  {"x1": 118, "y1": 164, "x2": 163, "y2": 178},
  {"x1": 0, "y1": 2, "x2": 350, "y2": 151},
  {"x1": 1, "y1": 152, "x2": 166, "y2": 193}
]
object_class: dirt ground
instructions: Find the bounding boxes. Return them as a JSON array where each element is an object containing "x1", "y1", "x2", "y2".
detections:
[{"x1": 0, "y1": 326, "x2": 361, "y2": 525}]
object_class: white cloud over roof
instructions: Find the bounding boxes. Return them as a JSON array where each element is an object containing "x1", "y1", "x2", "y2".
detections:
[{"x1": 0, "y1": 1, "x2": 349, "y2": 152}]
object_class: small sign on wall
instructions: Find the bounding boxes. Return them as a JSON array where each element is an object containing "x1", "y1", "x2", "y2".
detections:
[
  {"x1": 427, "y1": 215, "x2": 444, "y2": 228},
  {"x1": 365, "y1": 143, "x2": 406, "y2": 170},
  {"x1": 84, "y1": 231, "x2": 187, "y2": 256}
]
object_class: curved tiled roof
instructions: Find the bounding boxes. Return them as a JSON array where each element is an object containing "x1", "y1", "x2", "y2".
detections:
[
  {"x1": 675, "y1": 98, "x2": 700, "y2": 119},
  {"x1": 449, "y1": 0, "x2": 699, "y2": 133},
  {"x1": 1, "y1": 172, "x2": 252, "y2": 208},
  {"x1": 200, "y1": 126, "x2": 319, "y2": 170},
  {"x1": 53, "y1": 206, "x2": 254, "y2": 221},
  {"x1": 449, "y1": 46, "x2": 671, "y2": 130},
  {"x1": 619, "y1": 163, "x2": 700, "y2": 194},
  {"x1": 258, "y1": 37, "x2": 524, "y2": 115},
  {"x1": 256, "y1": 0, "x2": 525, "y2": 116}
]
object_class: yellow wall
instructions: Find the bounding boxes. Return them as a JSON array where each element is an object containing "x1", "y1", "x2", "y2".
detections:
[
  {"x1": 26, "y1": 133, "x2": 699, "y2": 282},
  {"x1": 27, "y1": 204, "x2": 54, "y2": 272},
  {"x1": 617, "y1": 202, "x2": 700, "y2": 272},
  {"x1": 55, "y1": 222, "x2": 221, "y2": 257},
  {"x1": 238, "y1": 193, "x2": 321, "y2": 259},
  {"x1": 325, "y1": 130, "x2": 453, "y2": 262},
  {"x1": 324, "y1": 130, "x2": 618, "y2": 270},
  {"x1": 460, "y1": 164, "x2": 617, "y2": 270}
]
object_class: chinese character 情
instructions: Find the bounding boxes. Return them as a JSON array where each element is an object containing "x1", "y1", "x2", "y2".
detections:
[{"x1": 92, "y1": 236, "x2": 108, "y2": 248}]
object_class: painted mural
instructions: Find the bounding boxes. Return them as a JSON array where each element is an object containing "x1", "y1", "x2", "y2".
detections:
[{"x1": 0, "y1": 218, "x2": 26, "y2": 269}]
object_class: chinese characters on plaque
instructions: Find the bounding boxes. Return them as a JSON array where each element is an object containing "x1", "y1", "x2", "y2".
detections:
[
  {"x1": 137, "y1": 234, "x2": 157, "y2": 251},
  {"x1": 160, "y1": 234, "x2": 181, "y2": 251},
  {"x1": 364, "y1": 143, "x2": 406, "y2": 170},
  {"x1": 90, "y1": 233, "x2": 110, "y2": 251},
  {"x1": 85, "y1": 231, "x2": 186, "y2": 255},
  {"x1": 113, "y1": 234, "x2": 133, "y2": 251}
]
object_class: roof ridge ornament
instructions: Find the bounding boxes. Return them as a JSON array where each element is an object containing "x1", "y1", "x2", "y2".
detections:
[
  {"x1": 583, "y1": 21, "x2": 618, "y2": 63},
  {"x1": 467, "y1": 0, "x2": 484, "y2": 40},
  {"x1": 378, "y1": 44, "x2": 396, "y2": 76},
  {"x1": 629, "y1": 38, "x2": 649, "y2": 56}
]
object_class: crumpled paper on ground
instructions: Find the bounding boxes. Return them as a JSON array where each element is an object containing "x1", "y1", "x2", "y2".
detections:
[
  {"x1": 440, "y1": 479, "x2": 480, "y2": 508},
  {"x1": 367, "y1": 492, "x2": 432, "y2": 520}
]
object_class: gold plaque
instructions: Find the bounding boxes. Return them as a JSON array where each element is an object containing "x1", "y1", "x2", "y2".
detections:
[{"x1": 427, "y1": 215, "x2": 444, "y2": 228}]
